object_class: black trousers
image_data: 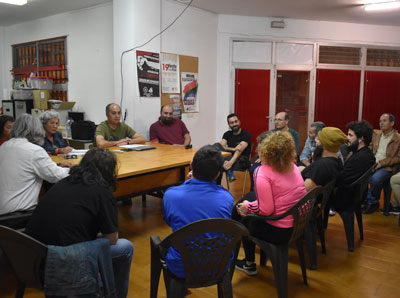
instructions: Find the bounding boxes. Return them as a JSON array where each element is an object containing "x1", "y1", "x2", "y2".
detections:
[{"x1": 232, "y1": 192, "x2": 293, "y2": 262}]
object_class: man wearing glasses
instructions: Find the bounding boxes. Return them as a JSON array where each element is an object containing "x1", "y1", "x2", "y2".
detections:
[
  {"x1": 249, "y1": 111, "x2": 299, "y2": 191},
  {"x1": 270, "y1": 112, "x2": 299, "y2": 153}
]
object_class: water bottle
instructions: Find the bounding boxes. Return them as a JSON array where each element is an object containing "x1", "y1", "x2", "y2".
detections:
[{"x1": 66, "y1": 117, "x2": 73, "y2": 139}]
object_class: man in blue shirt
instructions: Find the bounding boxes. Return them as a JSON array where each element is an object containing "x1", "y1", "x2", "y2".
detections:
[
  {"x1": 299, "y1": 121, "x2": 326, "y2": 167},
  {"x1": 163, "y1": 145, "x2": 234, "y2": 278}
]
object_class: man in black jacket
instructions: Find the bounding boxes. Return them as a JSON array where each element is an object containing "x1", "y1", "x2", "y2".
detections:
[{"x1": 332, "y1": 121, "x2": 376, "y2": 211}]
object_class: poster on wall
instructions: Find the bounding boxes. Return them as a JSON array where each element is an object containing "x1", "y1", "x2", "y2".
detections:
[
  {"x1": 161, "y1": 53, "x2": 180, "y2": 94},
  {"x1": 169, "y1": 94, "x2": 182, "y2": 118},
  {"x1": 181, "y1": 72, "x2": 198, "y2": 113},
  {"x1": 136, "y1": 51, "x2": 160, "y2": 97}
]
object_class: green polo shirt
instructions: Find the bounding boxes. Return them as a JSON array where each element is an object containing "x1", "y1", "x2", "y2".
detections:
[{"x1": 95, "y1": 121, "x2": 136, "y2": 145}]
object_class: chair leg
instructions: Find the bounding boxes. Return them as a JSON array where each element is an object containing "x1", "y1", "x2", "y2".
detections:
[
  {"x1": 355, "y1": 208, "x2": 364, "y2": 241},
  {"x1": 317, "y1": 216, "x2": 326, "y2": 255},
  {"x1": 383, "y1": 181, "x2": 392, "y2": 216},
  {"x1": 241, "y1": 169, "x2": 248, "y2": 198},
  {"x1": 150, "y1": 237, "x2": 162, "y2": 298},
  {"x1": 165, "y1": 274, "x2": 185, "y2": 298},
  {"x1": 15, "y1": 282, "x2": 25, "y2": 298},
  {"x1": 338, "y1": 211, "x2": 355, "y2": 252},
  {"x1": 303, "y1": 223, "x2": 317, "y2": 270},
  {"x1": 217, "y1": 273, "x2": 233, "y2": 298},
  {"x1": 225, "y1": 172, "x2": 230, "y2": 191},
  {"x1": 296, "y1": 239, "x2": 308, "y2": 286},
  {"x1": 323, "y1": 204, "x2": 330, "y2": 230},
  {"x1": 268, "y1": 244, "x2": 289, "y2": 298},
  {"x1": 260, "y1": 249, "x2": 267, "y2": 266}
]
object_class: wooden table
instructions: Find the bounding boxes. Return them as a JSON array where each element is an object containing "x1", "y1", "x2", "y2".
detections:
[{"x1": 52, "y1": 142, "x2": 196, "y2": 199}]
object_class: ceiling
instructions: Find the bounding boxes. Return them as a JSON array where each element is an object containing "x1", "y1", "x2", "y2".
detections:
[
  {"x1": 0, "y1": 0, "x2": 111, "y2": 26},
  {"x1": 1, "y1": 0, "x2": 400, "y2": 27}
]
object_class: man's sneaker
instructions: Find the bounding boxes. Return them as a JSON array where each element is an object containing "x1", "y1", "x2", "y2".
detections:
[
  {"x1": 227, "y1": 170, "x2": 237, "y2": 182},
  {"x1": 235, "y1": 259, "x2": 257, "y2": 276},
  {"x1": 362, "y1": 202, "x2": 380, "y2": 214},
  {"x1": 329, "y1": 208, "x2": 336, "y2": 216},
  {"x1": 389, "y1": 206, "x2": 400, "y2": 215}
]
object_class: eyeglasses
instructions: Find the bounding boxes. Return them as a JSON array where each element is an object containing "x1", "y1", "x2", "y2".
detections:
[
  {"x1": 65, "y1": 154, "x2": 77, "y2": 159},
  {"x1": 274, "y1": 118, "x2": 285, "y2": 122}
]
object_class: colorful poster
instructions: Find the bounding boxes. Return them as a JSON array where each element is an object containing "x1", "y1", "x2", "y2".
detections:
[
  {"x1": 136, "y1": 51, "x2": 160, "y2": 97},
  {"x1": 169, "y1": 94, "x2": 182, "y2": 118},
  {"x1": 181, "y1": 72, "x2": 198, "y2": 113},
  {"x1": 161, "y1": 53, "x2": 180, "y2": 94}
]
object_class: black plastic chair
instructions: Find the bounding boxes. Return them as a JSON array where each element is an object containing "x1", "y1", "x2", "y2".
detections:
[
  {"x1": 242, "y1": 186, "x2": 322, "y2": 298},
  {"x1": 304, "y1": 179, "x2": 336, "y2": 270},
  {"x1": 336, "y1": 164, "x2": 376, "y2": 252},
  {"x1": 0, "y1": 225, "x2": 47, "y2": 298},
  {"x1": 0, "y1": 210, "x2": 34, "y2": 232},
  {"x1": 150, "y1": 218, "x2": 248, "y2": 298}
]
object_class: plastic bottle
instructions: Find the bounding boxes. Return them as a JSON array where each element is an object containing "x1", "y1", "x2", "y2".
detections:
[{"x1": 66, "y1": 117, "x2": 73, "y2": 139}]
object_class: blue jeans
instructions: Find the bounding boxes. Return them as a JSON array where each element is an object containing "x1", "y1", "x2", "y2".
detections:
[
  {"x1": 111, "y1": 238, "x2": 134, "y2": 298},
  {"x1": 249, "y1": 162, "x2": 261, "y2": 191},
  {"x1": 367, "y1": 168, "x2": 391, "y2": 204}
]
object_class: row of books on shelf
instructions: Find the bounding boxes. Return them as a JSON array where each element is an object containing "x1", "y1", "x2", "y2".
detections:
[{"x1": 14, "y1": 41, "x2": 66, "y2": 68}]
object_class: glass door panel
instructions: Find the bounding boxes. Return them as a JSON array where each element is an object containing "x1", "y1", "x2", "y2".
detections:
[{"x1": 276, "y1": 70, "x2": 310, "y2": 154}]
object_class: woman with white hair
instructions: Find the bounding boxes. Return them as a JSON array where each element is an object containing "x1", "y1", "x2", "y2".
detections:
[
  {"x1": 0, "y1": 114, "x2": 71, "y2": 225},
  {"x1": 40, "y1": 110, "x2": 73, "y2": 154}
]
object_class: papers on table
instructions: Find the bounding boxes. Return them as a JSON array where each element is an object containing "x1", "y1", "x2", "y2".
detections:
[
  {"x1": 118, "y1": 144, "x2": 156, "y2": 151},
  {"x1": 119, "y1": 144, "x2": 148, "y2": 149},
  {"x1": 66, "y1": 149, "x2": 89, "y2": 157}
]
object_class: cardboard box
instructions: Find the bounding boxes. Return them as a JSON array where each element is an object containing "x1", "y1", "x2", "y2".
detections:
[
  {"x1": 33, "y1": 90, "x2": 49, "y2": 109},
  {"x1": 50, "y1": 101, "x2": 75, "y2": 126}
]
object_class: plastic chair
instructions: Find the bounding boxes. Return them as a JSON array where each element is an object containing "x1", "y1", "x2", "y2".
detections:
[
  {"x1": 225, "y1": 166, "x2": 251, "y2": 198},
  {"x1": 225, "y1": 144, "x2": 253, "y2": 197},
  {"x1": 0, "y1": 225, "x2": 47, "y2": 298},
  {"x1": 150, "y1": 218, "x2": 248, "y2": 298},
  {"x1": 304, "y1": 179, "x2": 336, "y2": 270},
  {"x1": 336, "y1": 164, "x2": 376, "y2": 252},
  {"x1": 242, "y1": 186, "x2": 322, "y2": 298},
  {"x1": 0, "y1": 210, "x2": 34, "y2": 232}
]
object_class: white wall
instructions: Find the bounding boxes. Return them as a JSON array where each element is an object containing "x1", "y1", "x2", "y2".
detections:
[
  {"x1": 1, "y1": 3, "x2": 114, "y2": 124},
  {"x1": 113, "y1": 0, "x2": 161, "y2": 140},
  {"x1": 113, "y1": 0, "x2": 218, "y2": 146},
  {"x1": 0, "y1": 26, "x2": 5, "y2": 103},
  {"x1": 216, "y1": 14, "x2": 400, "y2": 139},
  {"x1": 160, "y1": 0, "x2": 218, "y2": 146}
]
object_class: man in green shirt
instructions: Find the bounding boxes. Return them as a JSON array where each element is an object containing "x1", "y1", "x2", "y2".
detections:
[{"x1": 95, "y1": 103, "x2": 146, "y2": 148}]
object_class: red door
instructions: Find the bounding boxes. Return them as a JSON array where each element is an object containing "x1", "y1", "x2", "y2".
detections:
[
  {"x1": 315, "y1": 69, "x2": 361, "y2": 132},
  {"x1": 363, "y1": 71, "x2": 400, "y2": 129},
  {"x1": 234, "y1": 69, "x2": 270, "y2": 155}
]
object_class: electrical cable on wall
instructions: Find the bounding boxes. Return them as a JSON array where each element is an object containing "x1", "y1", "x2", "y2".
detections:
[{"x1": 119, "y1": 0, "x2": 194, "y2": 120}]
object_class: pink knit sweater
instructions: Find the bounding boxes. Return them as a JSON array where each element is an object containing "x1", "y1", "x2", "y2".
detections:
[{"x1": 246, "y1": 163, "x2": 306, "y2": 228}]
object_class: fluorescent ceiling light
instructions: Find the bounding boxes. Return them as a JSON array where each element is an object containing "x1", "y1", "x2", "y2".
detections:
[
  {"x1": 364, "y1": 1, "x2": 400, "y2": 10},
  {"x1": 0, "y1": 0, "x2": 27, "y2": 5}
]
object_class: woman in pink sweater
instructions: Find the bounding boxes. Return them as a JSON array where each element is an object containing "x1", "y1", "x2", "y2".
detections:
[{"x1": 234, "y1": 131, "x2": 306, "y2": 275}]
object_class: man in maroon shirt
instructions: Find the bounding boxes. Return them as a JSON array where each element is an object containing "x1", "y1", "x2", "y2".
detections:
[{"x1": 149, "y1": 105, "x2": 191, "y2": 146}]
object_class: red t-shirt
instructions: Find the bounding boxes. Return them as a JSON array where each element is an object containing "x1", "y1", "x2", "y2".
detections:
[{"x1": 149, "y1": 118, "x2": 189, "y2": 145}]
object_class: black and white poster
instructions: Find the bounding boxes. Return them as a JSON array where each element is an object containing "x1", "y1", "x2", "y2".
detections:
[{"x1": 136, "y1": 51, "x2": 160, "y2": 97}]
